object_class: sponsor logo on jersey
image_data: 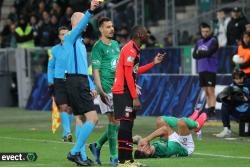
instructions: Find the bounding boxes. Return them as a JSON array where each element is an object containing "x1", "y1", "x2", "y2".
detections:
[
  {"x1": 111, "y1": 59, "x2": 118, "y2": 70},
  {"x1": 127, "y1": 56, "x2": 134, "y2": 63}
]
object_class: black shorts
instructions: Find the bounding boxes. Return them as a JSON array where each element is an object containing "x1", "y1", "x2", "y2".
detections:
[
  {"x1": 54, "y1": 78, "x2": 69, "y2": 106},
  {"x1": 113, "y1": 91, "x2": 136, "y2": 121},
  {"x1": 199, "y1": 72, "x2": 216, "y2": 87},
  {"x1": 66, "y1": 74, "x2": 95, "y2": 115}
]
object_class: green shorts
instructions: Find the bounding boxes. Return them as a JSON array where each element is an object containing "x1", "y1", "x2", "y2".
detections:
[{"x1": 151, "y1": 138, "x2": 188, "y2": 158}]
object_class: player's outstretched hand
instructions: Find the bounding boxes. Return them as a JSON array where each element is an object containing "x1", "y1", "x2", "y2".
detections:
[
  {"x1": 90, "y1": 0, "x2": 101, "y2": 11},
  {"x1": 153, "y1": 52, "x2": 166, "y2": 65}
]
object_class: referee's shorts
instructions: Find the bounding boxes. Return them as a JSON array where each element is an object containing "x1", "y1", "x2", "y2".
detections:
[
  {"x1": 54, "y1": 78, "x2": 69, "y2": 106},
  {"x1": 66, "y1": 74, "x2": 95, "y2": 115}
]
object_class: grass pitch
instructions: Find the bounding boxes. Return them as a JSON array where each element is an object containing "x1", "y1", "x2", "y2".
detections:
[{"x1": 0, "y1": 107, "x2": 250, "y2": 167}]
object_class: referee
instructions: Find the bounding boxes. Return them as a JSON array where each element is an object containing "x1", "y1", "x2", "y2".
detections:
[
  {"x1": 47, "y1": 26, "x2": 73, "y2": 142},
  {"x1": 65, "y1": 1, "x2": 100, "y2": 166}
]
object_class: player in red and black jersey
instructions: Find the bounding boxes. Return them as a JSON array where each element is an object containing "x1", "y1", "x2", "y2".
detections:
[{"x1": 112, "y1": 26, "x2": 165, "y2": 166}]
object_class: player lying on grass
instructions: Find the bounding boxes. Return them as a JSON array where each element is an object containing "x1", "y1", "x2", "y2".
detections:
[{"x1": 133, "y1": 112, "x2": 207, "y2": 159}]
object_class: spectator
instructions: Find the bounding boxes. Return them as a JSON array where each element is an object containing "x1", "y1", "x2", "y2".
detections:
[
  {"x1": 235, "y1": 32, "x2": 250, "y2": 85},
  {"x1": 14, "y1": 0, "x2": 26, "y2": 16},
  {"x1": 1, "y1": 18, "x2": 16, "y2": 48},
  {"x1": 214, "y1": 9, "x2": 231, "y2": 47},
  {"x1": 144, "y1": 30, "x2": 163, "y2": 48},
  {"x1": 59, "y1": 6, "x2": 73, "y2": 28},
  {"x1": 50, "y1": 1, "x2": 63, "y2": 18},
  {"x1": 82, "y1": 24, "x2": 97, "y2": 52},
  {"x1": 192, "y1": 23, "x2": 219, "y2": 117},
  {"x1": 164, "y1": 33, "x2": 173, "y2": 47},
  {"x1": 227, "y1": 7, "x2": 248, "y2": 46},
  {"x1": 115, "y1": 27, "x2": 129, "y2": 48},
  {"x1": 216, "y1": 69, "x2": 250, "y2": 137},
  {"x1": 245, "y1": 22, "x2": 250, "y2": 33},
  {"x1": 180, "y1": 30, "x2": 192, "y2": 45},
  {"x1": 50, "y1": 15, "x2": 60, "y2": 45},
  {"x1": 15, "y1": 14, "x2": 34, "y2": 48},
  {"x1": 38, "y1": 11, "x2": 53, "y2": 46},
  {"x1": 36, "y1": 1, "x2": 46, "y2": 20},
  {"x1": 8, "y1": 5, "x2": 18, "y2": 23},
  {"x1": 30, "y1": 15, "x2": 41, "y2": 46}
]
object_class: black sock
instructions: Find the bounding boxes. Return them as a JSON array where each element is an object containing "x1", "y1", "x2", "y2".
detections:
[
  {"x1": 205, "y1": 107, "x2": 215, "y2": 117},
  {"x1": 118, "y1": 121, "x2": 133, "y2": 163},
  {"x1": 207, "y1": 106, "x2": 215, "y2": 112}
]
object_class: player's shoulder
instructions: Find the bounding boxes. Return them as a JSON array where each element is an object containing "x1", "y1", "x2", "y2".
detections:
[
  {"x1": 111, "y1": 40, "x2": 120, "y2": 46},
  {"x1": 52, "y1": 43, "x2": 61, "y2": 49},
  {"x1": 51, "y1": 44, "x2": 62, "y2": 53},
  {"x1": 92, "y1": 40, "x2": 103, "y2": 49},
  {"x1": 121, "y1": 41, "x2": 137, "y2": 56}
]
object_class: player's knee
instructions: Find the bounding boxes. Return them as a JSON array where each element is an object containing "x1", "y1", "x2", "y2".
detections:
[
  {"x1": 160, "y1": 126, "x2": 168, "y2": 133},
  {"x1": 177, "y1": 120, "x2": 187, "y2": 128},
  {"x1": 85, "y1": 111, "x2": 99, "y2": 125},
  {"x1": 90, "y1": 116, "x2": 99, "y2": 125}
]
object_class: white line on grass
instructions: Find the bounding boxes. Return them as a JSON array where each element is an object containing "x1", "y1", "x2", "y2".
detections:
[
  {"x1": 1, "y1": 136, "x2": 250, "y2": 160},
  {"x1": 1, "y1": 164, "x2": 49, "y2": 167},
  {"x1": 0, "y1": 136, "x2": 74, "y2": 145},
  {"x1": 194, "y1": 152, "x2": 250, "y2": 160}
]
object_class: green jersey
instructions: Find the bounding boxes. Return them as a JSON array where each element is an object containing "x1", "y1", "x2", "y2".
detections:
[
  {"x1": 91, "y1": 40, "x2": 120, "y2": 93},
  {"x1": 151, "y1": 139, "x2": 188, "y2": 158}
]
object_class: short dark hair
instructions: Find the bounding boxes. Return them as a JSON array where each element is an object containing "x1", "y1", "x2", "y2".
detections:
[
  {"x1": 58, "y1": 26, "x2": 69, "y2": 32},
  {"x1": 200, "y1": 22, "x2": 211, "y2": 29},
  {"x1": 232, "y1": 69, "x2": 245, "y2": 79},
  {"x1": 98, "y1": 17, "x2": 111, "y2": 27},
  {"x1": 243, "y1": 31, "x2": 250, "y2": 37},
  {"x1": 217, "y1": 9, "x2": 225, "y2": 13},
  {"x1": 130, "y1": 25, "x2": 146, "y2": 39},
  {"x1": 134, "y1": 150, "x2": 150, "y2": 159}
]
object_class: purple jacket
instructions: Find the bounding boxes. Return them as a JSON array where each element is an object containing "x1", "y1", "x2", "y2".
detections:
[{"x1": 193, "y1": 37, "x2": 218, "y2": 73}]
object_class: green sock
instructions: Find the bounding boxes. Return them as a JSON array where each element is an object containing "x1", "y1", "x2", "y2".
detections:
[
  {"x1": 180, "y1": 118, "x2": 198, "y2": 129},
  {"x1": 161, "y1": 116, "x2": 179, "y2": 128},
  {"x1": 96, "y1": 128, "x2": 108, "y2": 149},
  {"x1": 108, "y1": 124, "x2": 119, "y2": 159}
]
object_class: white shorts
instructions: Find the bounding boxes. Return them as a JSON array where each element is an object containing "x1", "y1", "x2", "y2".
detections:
[
  {"x1": 168, "y1": 132, "x2": 195, "y2": 155},
  {"x1": 94, "y1": 93, "x2": 114, "y2": 114}
]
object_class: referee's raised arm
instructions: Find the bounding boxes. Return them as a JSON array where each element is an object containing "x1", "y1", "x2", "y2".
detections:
[{"x1": 65, "y1": 1, "x2": 99, "y2": 44}]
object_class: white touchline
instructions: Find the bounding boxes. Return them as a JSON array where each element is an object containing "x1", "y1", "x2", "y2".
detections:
[
  {"x1": 0, "y1": 136, "x2": 74, "y2": 145},
  {"x1": 194, "y1": 152, "x2": 250, "y2": 160},
  {"x1": 1, "y1": 164, "x2": 49, "y2": 167},
  {"x1": 1, "y1": 136, "x2": 250, "y2": 160}
]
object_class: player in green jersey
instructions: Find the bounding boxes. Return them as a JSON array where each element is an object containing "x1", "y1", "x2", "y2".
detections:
[
  {"x1": 133, "y1": 112, "x2": 208, "y2": 159},
  {"x1": 89, "y1": 17, "x2": 120, "y2": 165}
]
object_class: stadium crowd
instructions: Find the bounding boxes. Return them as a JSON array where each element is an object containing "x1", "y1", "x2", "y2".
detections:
[
  {"x1": 0, "y1": 0, "x2": 249, "y2": 48},
  {"x1": 0, "y1": 0, "x2": 132, "y2": 49}
]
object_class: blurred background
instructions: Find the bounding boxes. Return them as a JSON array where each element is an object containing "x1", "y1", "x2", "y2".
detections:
[{"x1": 0, "y1": 0, "x2": 249, "y2": 117}]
